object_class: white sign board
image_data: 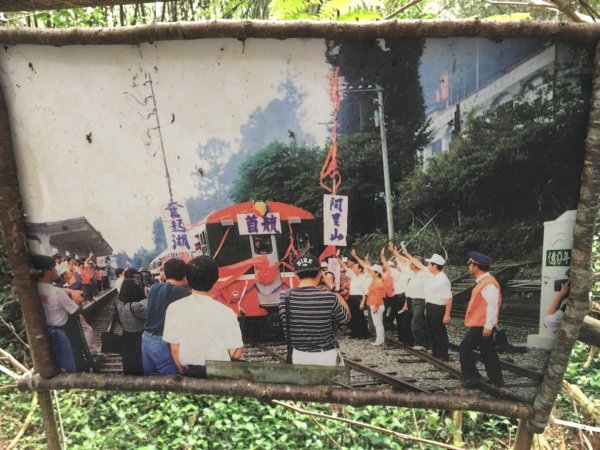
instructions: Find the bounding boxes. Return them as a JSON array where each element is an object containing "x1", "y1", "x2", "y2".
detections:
[
  {"x1": 323, "y1": 194, "x2": 348, "y2": 246},
  {"x1": 162, "y1": 201, "x2": 192, "y2": 252},
  {"x1": 237, "y1": 212, "x2": 282, "y2": 235}
]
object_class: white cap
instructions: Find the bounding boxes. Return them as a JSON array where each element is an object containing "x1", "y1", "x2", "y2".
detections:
[
  {"x1": 425, "y1": 253, "x2": 446, "y2": 266},
  {"x1": 320, "y1": 261, "x2": 328, "y2": 268},
  {"x1": 55, "y1": 264, "x2": 68, "y2": 278},
  {"x1": 371, "y1": 264, "x2": 383, "y2": 275}
]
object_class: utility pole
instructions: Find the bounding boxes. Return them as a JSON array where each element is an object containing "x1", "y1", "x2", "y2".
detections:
[
  {"x1": 346, "y1": 84, "x2": 395, "y2": 239},
  {"x1": 375, "y1": 84, "x2": 394, "y2": 239}
]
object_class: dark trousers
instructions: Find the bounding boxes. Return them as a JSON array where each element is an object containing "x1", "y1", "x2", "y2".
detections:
[
  {"x1": 395, "y1": 295, "x2": 413, "y2": 345},
  {"x1": 408, "y1": 297, "x2": 428, "y2": 348},
  {"x1": 459, "y1": 327, "x2": 503, "y2": 385},
  {"x1": 383, "y1": 294, "x2": 401, "y2": 330},
  {"x1": 425, "y1": 303, "x2": 449, "y2": 360},
  {"x1": 61, "y1": 315, "x2": 93, "y2": 372},
  {"x1": 348, "y1": 295, "x2": 369, "y2": 338},
  {"x1": 121, "y1": 330, "x2": 144, "y2": 375},
  {"x1": 82, "y1": 283, "x2": 93, "y2": 301}
]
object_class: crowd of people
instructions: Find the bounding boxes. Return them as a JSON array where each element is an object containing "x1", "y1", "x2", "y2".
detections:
[
  {"x1": 34, "y1": 244, "x2": 506, "y2": 388},
  {"x1": 308, "y1": 243, "x2": 505, "y2": 389}
]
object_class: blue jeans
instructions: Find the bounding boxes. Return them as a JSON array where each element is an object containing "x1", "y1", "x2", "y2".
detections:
[
  {"x1": 48, "y1": 326, "x2": 76, "y2": 372},
  {"x1": 142, "y1": 331, "x2": 179, "y2": 375}
]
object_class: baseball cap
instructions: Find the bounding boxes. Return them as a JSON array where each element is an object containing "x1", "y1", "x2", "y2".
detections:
[
  {"x1": 293, "y1": 254, "x2": 321, "y2": 274},
  {"x1": 371, "y1": 264, "x2": 383, "y2": 275},
  {"x1": 426, "y1": 253, "x2": 446, "y2": 266},
  {"x1": 55, "y1": 264, "x2": 68, "y2": 279}
]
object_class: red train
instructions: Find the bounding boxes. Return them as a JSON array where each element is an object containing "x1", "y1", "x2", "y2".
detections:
[{"x1": 188, "y1": 201, "x2": 319, "y2": 335}]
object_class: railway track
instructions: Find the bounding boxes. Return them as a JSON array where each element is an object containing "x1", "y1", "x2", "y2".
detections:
[
  {"x1": 243, "y1": 340, "x2": 536, "y2": 402},
  {"x1": 87, "y1": 295, "x2": 543, "y2": 403}
]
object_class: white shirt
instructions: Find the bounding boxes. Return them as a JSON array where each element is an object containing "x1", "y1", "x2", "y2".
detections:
[
  {"x1": 405, "y1": 269, "x2": 427, "y2": 299},
  {"x1": 347, "y1": 271, "x2": 370, "y2": 296},
  {"x1": 37, "y1": 282, "x2": 79, "y2": 326},
  {"x1": 115, "y1": 277, "x2": 124, "y2": 293},
  {"x1": 389, "y1": 262, "x2": 409, "y2": 295},
  {"x1": 163, "y1": 293, "x2": 243, "y2": 366},
  {"x1": 476, "y1": 272, "x2": 500, "y2": 330},
  {"x1": 424, "y1": 271, "x2": 452, "y2": 305},
  {"x1": 543, "y1": 310, "x2": 564, "y2": 334}
]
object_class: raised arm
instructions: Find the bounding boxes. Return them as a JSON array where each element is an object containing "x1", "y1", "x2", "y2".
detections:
[
  {"x1": 400, "y1": 242, "x2": 425, "y2": 271},
  {"x1": 351, "y1": 249, "x2": 376, "y2": 278},
  {"x1": 546, "y1": 281, "x2": 570, "y2": 315},
  {"x1": 380, "y1": 248, "x2": 391, "y2": 272},
  {"x1": 388, "y1": 242, "x2": 409, "y2": 266}
]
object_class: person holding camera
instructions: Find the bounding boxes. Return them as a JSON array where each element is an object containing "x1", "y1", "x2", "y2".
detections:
[
  {"x1": 142, "y1": 258, "x2": 190, "y2": 375},
  {"x1": 543, "y1": 271, "x2": 571, "y2": 335},
  {"x1": 279, "y1": 254, "x2": 350, "y2": 365},
  {"x1": 117, "y1": 269, "x2": 147, "y2": 375}
]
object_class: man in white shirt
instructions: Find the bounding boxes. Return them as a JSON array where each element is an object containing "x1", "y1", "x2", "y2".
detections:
[
  {"x1": 338, "y1": 257, "x2": 370, "y2": 339},
  {"x1": 163, "y1": 256, "x2": 244, "y2": 378},
  {"x1": 459, "y1": 251, "x2": 503, "y2": 388},
  {"x1": 410, "y1": 253, "x2": 453, "y2": 361}
]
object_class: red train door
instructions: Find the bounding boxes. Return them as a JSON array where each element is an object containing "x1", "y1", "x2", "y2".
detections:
[{"x1": 250, "y1": 234, "x2": 282, "y2": 309}]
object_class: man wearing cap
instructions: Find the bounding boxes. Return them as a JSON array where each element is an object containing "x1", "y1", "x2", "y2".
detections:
[
  {"x1": 460, "y1": 251, "x2": 504, "y2": 388},
  {"x1": 32, "y1": 254, "x2": 93, "y2": 372},
  {"x1": 279, "y1": 254, "x2": 350, "y2": 365},
  {"x1": 423, "y1": 253, "x2": 453, "y2": 361}
]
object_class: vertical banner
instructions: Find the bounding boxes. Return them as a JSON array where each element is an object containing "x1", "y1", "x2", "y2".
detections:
[
  {"x1": 162, "y1": 201, "x2": 192, "y2": 252},
  {"x1": 327, "y1": 257, "x2": 341, "y2": 291},
  {"x1": 323, "y1": 194, "x2": 348, "y2": 246}
]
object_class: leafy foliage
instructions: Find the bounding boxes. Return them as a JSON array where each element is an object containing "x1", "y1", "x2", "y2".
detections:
[
  {"x1": 391, "y1": 74, "x2": 589, "y2": 260},
  {"x1": 230, "y1": 141, "x2": 324, "y2": 216}
]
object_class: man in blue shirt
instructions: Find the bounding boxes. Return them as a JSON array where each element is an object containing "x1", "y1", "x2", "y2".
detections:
[{"x1": 142, "y1": 258, "x2": 189, "y2": 375}]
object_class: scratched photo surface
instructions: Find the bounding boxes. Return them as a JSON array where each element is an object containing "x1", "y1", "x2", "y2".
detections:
[{"x1": 0, "y1": 37, "x2": 592, "y2": 397}]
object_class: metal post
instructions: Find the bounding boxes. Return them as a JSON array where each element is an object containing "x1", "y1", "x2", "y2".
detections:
[{"x1": 376, "y1": 84, "x2": 395, "y2": 239}]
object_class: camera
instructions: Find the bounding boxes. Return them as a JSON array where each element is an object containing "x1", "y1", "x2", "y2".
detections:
[
  {"x1": 132, "y1": 269, "x2": 155, "y2": 288},
  {"x1": 554, "y1": 279, "x2": 569, "y2": 292}
]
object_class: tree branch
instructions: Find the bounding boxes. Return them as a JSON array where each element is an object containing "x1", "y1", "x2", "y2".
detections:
[
  {"x1": 6, "y1": 391, "x2": 38, "y2": 450},
  {"x1": 0, "y1": 1, "x2": 157, "y2": 11},
  {"x1": 271, "y1": 400, "x2": 461, "y2": 450},
  {"x1": 485, "y1": 0, "x2": 596, "y2": 22},
  {"x1": 384, "y1": 0, "x2": 426, "y2": 20},
  {"x1": 0, "y1": 347, "x2": 30, "y2": 374}
]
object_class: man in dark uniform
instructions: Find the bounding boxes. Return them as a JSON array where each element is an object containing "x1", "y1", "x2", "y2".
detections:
[{"x1": 459, "y1": 251, "x2": 504, "y2": 388}]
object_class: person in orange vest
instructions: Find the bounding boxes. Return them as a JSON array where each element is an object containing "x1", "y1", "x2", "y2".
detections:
[
  {"x1": 459, "y1": 251, "x2": 504, "y2": 388},
  {"x1": 80, "y1": 255, "x2": 94, "y2": 302}
]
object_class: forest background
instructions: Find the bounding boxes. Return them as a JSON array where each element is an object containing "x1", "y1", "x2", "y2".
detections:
[{"x1": 1, "y1": 1, "x2": 600, "y2": 449}]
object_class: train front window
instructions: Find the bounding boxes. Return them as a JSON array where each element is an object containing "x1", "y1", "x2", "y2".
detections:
[
  {"x1": 295, "y1": 232, "x2": 312, "y2": 255},
  {"x1": 252, "y1": 235, "x2": 273, "y2": 255}
]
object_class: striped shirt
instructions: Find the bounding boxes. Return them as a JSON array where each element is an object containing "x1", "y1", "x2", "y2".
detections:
[{"x1": 279, "y1": 287, "x2": 349, "y2": 352}]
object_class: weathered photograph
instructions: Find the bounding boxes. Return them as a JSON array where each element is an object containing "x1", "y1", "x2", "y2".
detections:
[{"x1": 2, "y1": 35, "x2": 591, "y2": 402}]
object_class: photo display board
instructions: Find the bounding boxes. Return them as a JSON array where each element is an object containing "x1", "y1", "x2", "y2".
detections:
[{"x1": 0, "y1": 22, "x2": 598, "y2": 425}]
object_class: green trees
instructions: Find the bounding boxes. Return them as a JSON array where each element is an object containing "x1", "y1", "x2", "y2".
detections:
[
  {"x1": 230, "y1": 141, "x2": 324, "y2": 215},
  {"x1": 395, "y1": 74, "x2": 589, "y2": 259}
]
